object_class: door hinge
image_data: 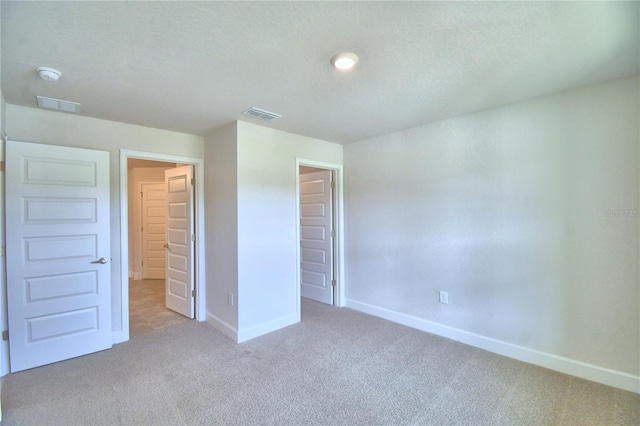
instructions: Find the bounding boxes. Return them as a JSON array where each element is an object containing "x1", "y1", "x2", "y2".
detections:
[
  {"x1": 331, "y1": 279, "x2": 336, "y2": 287},
  {"x1": 141, "y1": 261, "x2": 144, "y2": 266},
  {"x1": 2, "y1": 330, "x2": 8, "y2": 341},
  {"x1": 141, "y1": 226, "x2": 143, "y2": 232},
  {"x1": 331, "y1": 180, "x2": 335, "y2": 189},
  {"x1": 191, "y1": 234, "x2": 195, "y2": 242},
  {"x1": 192, "y1": 289, "x2": 196, "y2": 298},
  {"x1": 331, "y1": 230, "x2": 335, "y2": 238},
  {"x1": 191, "y1": 177, "x2": 194, "y2": 186}
]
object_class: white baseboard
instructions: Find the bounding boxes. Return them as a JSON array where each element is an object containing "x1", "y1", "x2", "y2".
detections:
[
  {"x1": 207, "y1": 311, "x2": 300, "y2": 344},
  {"x1": 346, "y1": 299, "x2": 640, "y2": 394},
  {"x1": 236, "y1": 312, "x2": 300, "y2": 344},
  {"x1": 206, "y1": 312, "x2": 238, "y2": 342}
]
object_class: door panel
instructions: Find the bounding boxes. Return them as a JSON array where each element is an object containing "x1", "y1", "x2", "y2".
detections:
[
  {"x1": 164, "y1": 166, "x2": 194, "y2": 318},
  {"x1": 300, "y1": 170, "x2": 334, "y2": 304},
  {"x1": 141, "y1": 183, "x2": 166, "y2": 279},
  {"x1": 6, "y1": 141, "x2": 112, "y2": 372}
]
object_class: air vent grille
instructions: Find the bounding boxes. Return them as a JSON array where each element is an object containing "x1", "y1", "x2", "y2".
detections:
[
  {"x1": 36, "y1": 96, "x2": 80, "y2": 114},
  {"x1": 242, "y1": 107, "x2": 282, "y2": 121}
]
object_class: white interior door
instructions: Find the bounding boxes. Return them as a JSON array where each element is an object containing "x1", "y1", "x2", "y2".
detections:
[
  {"x1": 164, "y1": 166, "x2": 194, "y2": 318},
  {"x1": 141, "y1": 182, "x2": 166, "y2": 279},
  {"x1": 6, "y1": 140, "x2": 112, "y2": 372},
  {"x1": 300, "y1": 170, "x2": 334, "y2": 304}
]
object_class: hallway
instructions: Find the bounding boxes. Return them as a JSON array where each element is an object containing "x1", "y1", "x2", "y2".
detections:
[{"x1": 129, "y1": 279, "x2": 190, "y2": 337}]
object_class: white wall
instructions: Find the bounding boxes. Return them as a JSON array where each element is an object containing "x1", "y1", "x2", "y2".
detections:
[
  {"x1": 0, "y1": 91, "x2": 7, "y2": 376},
  {"x1": 127, "y1": 165, "x2": 175, "y2": 279},
  {"x1": 204, "y1": 122, "x2": 240, "y2": 337},
  {"x1": 204, "y1": 121, "x2": 343, "y2": 342},
  {"x1": 0, "y1": 2, "x2": 5, "y2": 406},
  {"x1": 344, "y1": 76, "x2": 639, "y2": 392},
  {"x1": 5, "y1": 105, "x2": 204, "y2": 343},
  {"x1": 236, "y1": 121, "x2": 343, "y2": 340}
]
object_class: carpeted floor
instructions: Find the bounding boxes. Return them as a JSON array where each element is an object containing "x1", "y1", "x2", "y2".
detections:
[{"x1": 1, "y1": 299, "x2": 638, "y2": 425}]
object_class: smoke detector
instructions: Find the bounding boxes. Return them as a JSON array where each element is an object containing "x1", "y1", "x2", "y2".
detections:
[{"x1": 37, "y1": 67, "x2": 62, "y2": 81}]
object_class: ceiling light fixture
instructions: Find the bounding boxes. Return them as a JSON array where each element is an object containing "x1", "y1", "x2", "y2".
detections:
[
  {"x1": 330, "y1": 52, "x2": 359, "y2": 70},
  {"x1": 36, "y1": 66, "x2": 62, "y2": 81}
]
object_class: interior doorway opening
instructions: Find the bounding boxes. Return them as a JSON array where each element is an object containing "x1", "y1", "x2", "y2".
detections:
[
  {"x1": 299, "y1": 166, "x2": 336, "y2": 305},
  {"x1": 119, "y1": 150, "x2": 206, "y2": 343},
  {"x1": 296, "y1": 159, "x2": 345, "y2": 319},
  {"x1": 127, "y1": 159, "x2": 191, "y2": 337}
]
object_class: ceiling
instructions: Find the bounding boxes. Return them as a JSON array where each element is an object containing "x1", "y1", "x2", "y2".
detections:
[{"x1": 2, "y1": 1, "x2": 638, "y2": 144}]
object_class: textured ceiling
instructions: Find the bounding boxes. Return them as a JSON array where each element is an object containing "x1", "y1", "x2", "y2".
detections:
[{"x1": 1, "y1": 1, "x2": 638, "y2": 144}]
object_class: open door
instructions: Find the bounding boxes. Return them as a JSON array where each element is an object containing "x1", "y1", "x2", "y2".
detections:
[
  {"x1": 164, "y1": 166, "x2": 195, "y2": 318},
  {"x1": 6, "y1": 141, "x2": 112, "y2": 372},
  {"x1": 300, "y1": 169, "x2": 335, "y2": 304}
]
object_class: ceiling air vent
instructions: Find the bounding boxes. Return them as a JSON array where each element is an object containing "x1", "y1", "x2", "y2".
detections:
[
  {"x1": 37, "y1": 96, "x2": 80, "y2": 114},
  {"x1": 242, "y1": 107, "x2": 282, "y2": 121}
]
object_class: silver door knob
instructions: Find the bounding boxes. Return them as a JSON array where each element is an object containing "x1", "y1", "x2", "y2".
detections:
[{"x1": 91, "y1": 257, "x2": 108, "y2": 264}]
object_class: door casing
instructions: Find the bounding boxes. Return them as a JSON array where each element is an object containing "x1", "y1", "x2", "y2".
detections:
[{"x1": 119, "y1": 150, "x2": 206, "y2": 343}]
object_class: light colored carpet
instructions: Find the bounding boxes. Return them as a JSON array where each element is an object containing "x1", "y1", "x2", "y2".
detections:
[{"x1": 2, "y1": 299, "x2": 638, "y2": 425}]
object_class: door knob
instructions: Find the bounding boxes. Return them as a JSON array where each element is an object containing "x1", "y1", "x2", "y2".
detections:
[
  {"x1": 163, "y1": 244, "x2": 170, "y2": 250},
  {"x1": 91, "y1": 257, "x2": 108, "y2": 264}
]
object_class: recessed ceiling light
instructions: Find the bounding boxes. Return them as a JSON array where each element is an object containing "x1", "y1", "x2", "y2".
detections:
[{"x1": 331, "y1": 52, "x2": 359, "y2": 70}]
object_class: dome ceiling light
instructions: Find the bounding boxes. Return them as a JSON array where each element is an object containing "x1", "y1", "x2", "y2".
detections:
[{"x1": 330, "y1": 52, "x2": 359, "y2": 71}]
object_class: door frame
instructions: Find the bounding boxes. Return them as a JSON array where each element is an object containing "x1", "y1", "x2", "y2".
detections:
[
  {"x1": 295, "y1": 158, "x2": 345, "y2": 313},
  {"x1": 119, "y1": 150, "x2": 206, "y2": 342}
]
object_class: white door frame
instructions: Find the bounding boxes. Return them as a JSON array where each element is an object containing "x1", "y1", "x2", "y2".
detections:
[
  {"x1": 119, "y1": 150, "x2": 206, "y2": 342},
  {"x1": 295, "y1": 158, "x2": 345, "y2": 314}
]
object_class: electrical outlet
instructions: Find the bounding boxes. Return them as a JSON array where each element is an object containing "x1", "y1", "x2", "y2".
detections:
[
  {"x1": 439, "y1": 291, "x2": 449, "y2": 304},
  {"x1": 227, "y1": 292, "x2": 234, "y2": 306}
]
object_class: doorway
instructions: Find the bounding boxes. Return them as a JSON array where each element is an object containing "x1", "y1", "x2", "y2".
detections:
[
  {"x1": 299, "y1": 166, "x2": 336, "y2": 304},
  {"x1": 119, "y1": 150, "x2": 206, "y2": 343},
  {"x1": 127, "y1": 159, "x2": 191, "y2": 336},
  {"x1": 296, "y1": 159, "x2": 345, "y2": 314}
]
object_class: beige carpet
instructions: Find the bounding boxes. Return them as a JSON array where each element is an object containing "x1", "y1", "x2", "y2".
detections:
[{"x1": 2, "y1": 299, "x2": 638, "y2": 425}]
